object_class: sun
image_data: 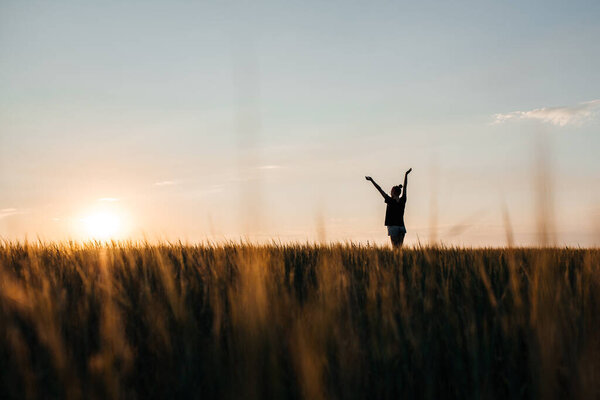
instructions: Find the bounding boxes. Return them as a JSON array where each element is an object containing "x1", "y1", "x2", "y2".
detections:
[{"x1": 81, "y1": 212, "x2": 121, "y2": 239}]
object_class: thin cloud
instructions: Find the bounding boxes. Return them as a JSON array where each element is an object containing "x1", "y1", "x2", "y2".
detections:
[
  {"x1": 97, "y1": 197, "x2": 119, "y2": 202},
  {"x1": 257, "y1": 165, "x2": 282, "y2": 170},
  {"x1": 0, "y1": 208, "x2": 22, "y2": 219},
  {"x1": 493, "y1": 99, "x2": 600, "y2": 127},
  {"x1": 154, "y1": 180, "x2": 181, "y2": 186}
]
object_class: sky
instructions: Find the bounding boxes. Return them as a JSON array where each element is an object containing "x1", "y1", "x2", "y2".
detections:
[{"x1": 1, "y1": 0, "x2": 599, "y2": 246}]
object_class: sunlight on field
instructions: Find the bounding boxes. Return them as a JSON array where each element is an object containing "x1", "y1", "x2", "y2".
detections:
[{"x1": 0, "y1": 243, "x2": 598, "y2": 399}]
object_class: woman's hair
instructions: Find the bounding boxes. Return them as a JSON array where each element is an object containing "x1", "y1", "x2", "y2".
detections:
[{"x1": 391, "y1": 185, "x2": 403, "y2": 196}]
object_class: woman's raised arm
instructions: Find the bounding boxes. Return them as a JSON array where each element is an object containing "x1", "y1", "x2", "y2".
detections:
[{"x1": 366, "y1": 176, "x2": 389, "y2": 200}]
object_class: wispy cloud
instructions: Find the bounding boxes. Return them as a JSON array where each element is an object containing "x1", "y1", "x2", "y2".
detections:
[
  {"x1": 97, "y1": 197, "x2": 119, "y2": 202},
  {"x1": 0, "y1": 208, "x2": 22, "y2": 219},
  {"x1": 154, "y1": 180, "x2": 181, "y2": 186},
  {"x1": 257, "y1": 165, "x2": 282, "y2": 170},
  {"x1": 493, "y1": 99, "x2": 600, "y2": 127}
]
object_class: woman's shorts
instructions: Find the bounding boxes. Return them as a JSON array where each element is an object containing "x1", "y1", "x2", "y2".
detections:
[{"x1": 387, "y1": 226, "x2": 407, "y2": 236}]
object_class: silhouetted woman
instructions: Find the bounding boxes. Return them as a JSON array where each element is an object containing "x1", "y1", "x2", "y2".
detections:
[{"x1": 366, "y1": 168, "x2": 412, "y2": 248}]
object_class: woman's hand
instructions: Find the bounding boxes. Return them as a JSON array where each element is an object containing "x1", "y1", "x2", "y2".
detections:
[
  {"x1": 405, "y1": 168, "x2": 412, "y2": 175},
  {"x1": 365, "y1": 176, "x2": 373, "y2": 181}
]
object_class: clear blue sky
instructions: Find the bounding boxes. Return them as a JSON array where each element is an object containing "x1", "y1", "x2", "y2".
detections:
[{"x1": 1, "y1": 0, "x2": 599, "y2": 245}]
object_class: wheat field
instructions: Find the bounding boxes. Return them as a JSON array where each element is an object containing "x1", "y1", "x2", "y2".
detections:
[{"x1": 0, "y1": 242, "x2": 598, "y2": 399}]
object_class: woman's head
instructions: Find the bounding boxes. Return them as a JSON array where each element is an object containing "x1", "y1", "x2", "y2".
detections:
[{"x1": 391, "y1": 185, "x2": 403, "y2": 198}]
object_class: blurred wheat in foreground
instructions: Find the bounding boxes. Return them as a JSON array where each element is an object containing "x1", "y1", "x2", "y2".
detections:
[{"x1": 0, "y1": 243, "x2": 599, "y2": 400}]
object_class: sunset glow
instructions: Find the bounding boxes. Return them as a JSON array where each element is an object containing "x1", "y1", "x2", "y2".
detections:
[
  {"x1": 81, "y1": 212, "x2": 122, "y2": 240},
  {"x1": 0, "y1": 1, "x2": 598, "y2": 246}
]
